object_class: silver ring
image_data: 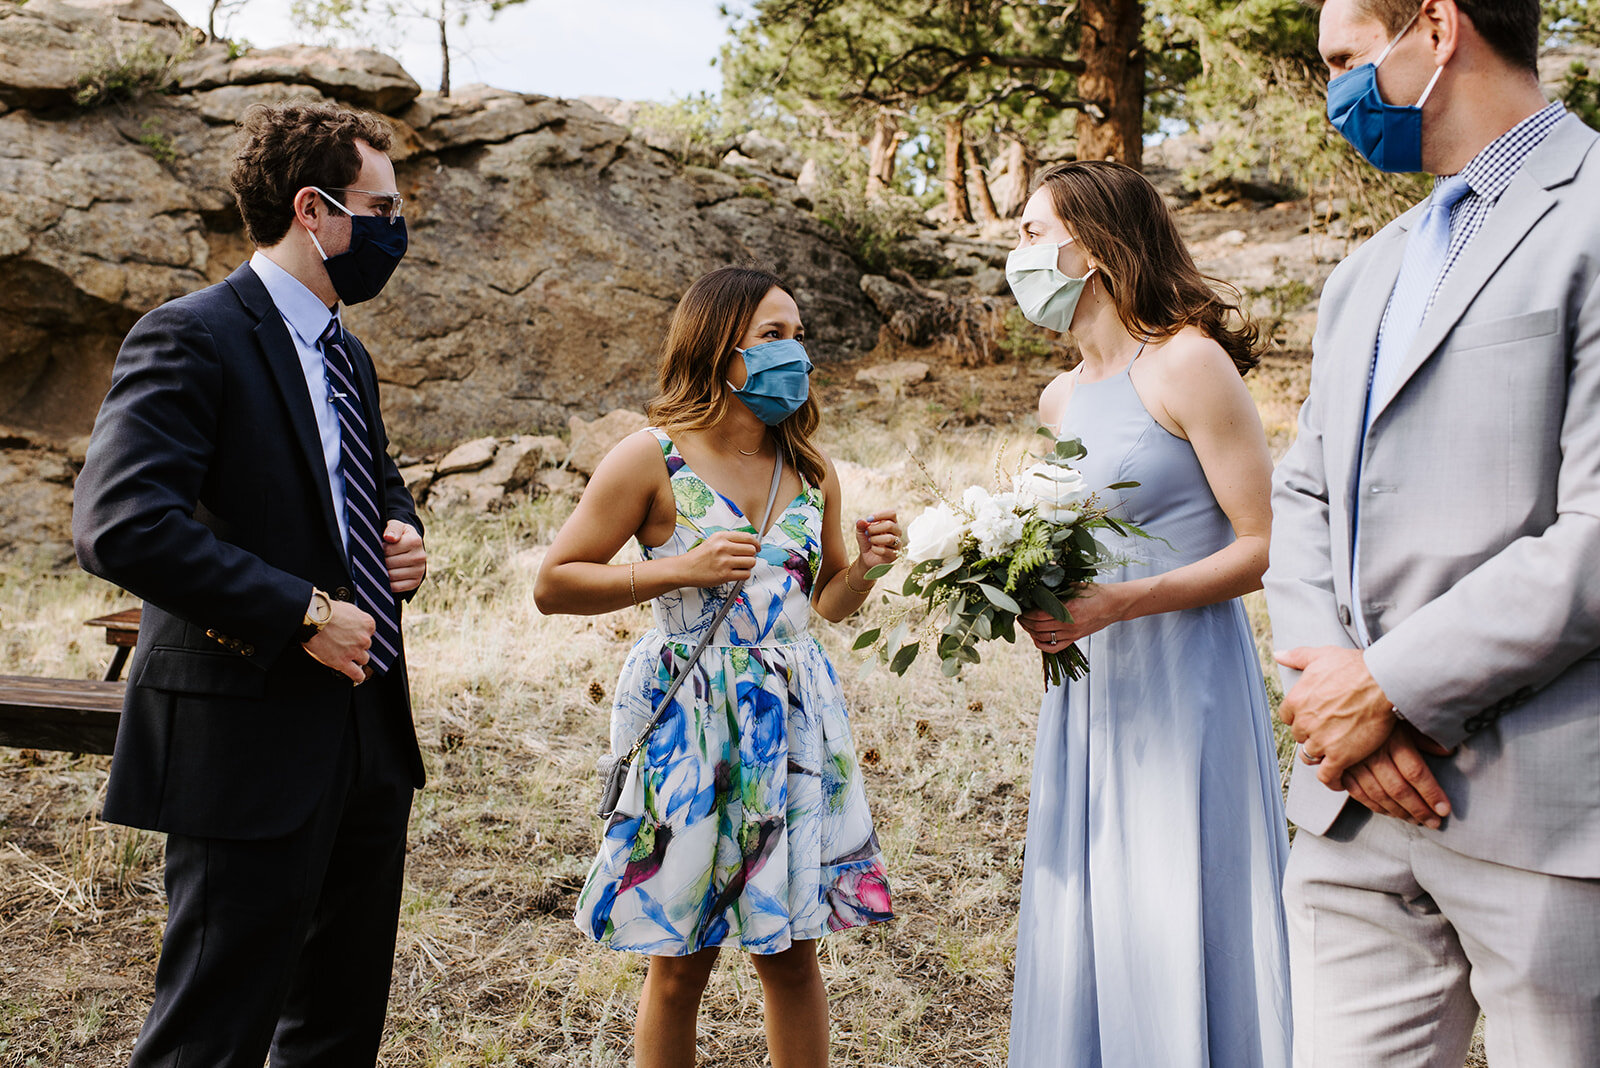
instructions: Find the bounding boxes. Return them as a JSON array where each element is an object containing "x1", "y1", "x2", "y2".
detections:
[
  {"x1": 1304, "y1": 751, "x2": 1324, "y2": 765},
  {"x1": 1048, "y1": 633, "x2": 1058, "y2": 642}
]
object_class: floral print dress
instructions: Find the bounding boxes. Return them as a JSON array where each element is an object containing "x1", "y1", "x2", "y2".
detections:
[{"x1": 574, "y1": 429, "x2": 893, "y2": 956}]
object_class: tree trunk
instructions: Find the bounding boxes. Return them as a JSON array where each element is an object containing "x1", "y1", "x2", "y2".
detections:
[
  {"x1": 1000, "y1": 136, "x2": 1037, "y2": 217},
  {"x1": 437, "y1": 3, "x2": 451, "y2": 98},
  {"x1": 865, "y1": 110, "x2": 902, "y2": 200},
  {"x1": 207, "y1": 0, "x2": 220, "y2": 41},
  {"x1": 943, "y1": 116, "x2": 974, "y2": 224},
  {"x1": 1077, "y1": 0, "x2": 1145, "y2": 168},
  {"x1": 963, "y1": 138, "x2": 1000, "y2": 223}
]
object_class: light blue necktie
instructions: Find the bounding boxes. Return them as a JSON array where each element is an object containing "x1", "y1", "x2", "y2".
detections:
[
  {"x1": 1351, "y1": 173, "x2": 1472, "y2": 643},
  {"x1": 1364, "y1": 173, "x2": 1473, "y2": 432}
]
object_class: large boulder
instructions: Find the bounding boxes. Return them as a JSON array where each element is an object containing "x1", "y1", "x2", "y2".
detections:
[
  {"x1": 173, "y1": 43, "x2": 421, "y2": 114},
  {"x1": 0, "y1": 7, "x2": 885, "y2": 466}
]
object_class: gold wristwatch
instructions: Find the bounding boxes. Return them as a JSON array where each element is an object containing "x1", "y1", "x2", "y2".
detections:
[{"x1": 298, "y1": 588, "x2": 334, "y2": 643}]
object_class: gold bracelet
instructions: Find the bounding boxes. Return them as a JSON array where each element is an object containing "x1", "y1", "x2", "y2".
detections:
[
  {"x1": 628, "y1": 561, "x2": 639, "y2": 607},
  {"x1": 844, "y1": 560, "x2": 874, "y2": 595}
]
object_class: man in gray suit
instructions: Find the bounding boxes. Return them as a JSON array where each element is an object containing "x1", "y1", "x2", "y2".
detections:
[{"x1": 1266, "y1": 1, "x2": 1600, "y2": 1065}]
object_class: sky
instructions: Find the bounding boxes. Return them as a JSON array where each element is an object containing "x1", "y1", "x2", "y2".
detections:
[{"x1": 166, "y1": 0, "x2": 739, "y2": 102}]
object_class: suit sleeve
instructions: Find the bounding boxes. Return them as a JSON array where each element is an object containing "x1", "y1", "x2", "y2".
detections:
[
  {"x1": 1363, "y1": 270, "x2": 1600, "y2": 748},
  {"x1": 1263, "y1": 294, "x2": 1361, "y2": 697},
  {"x1": 73, "y1": 302, "x2": 311, "y2": 663}
]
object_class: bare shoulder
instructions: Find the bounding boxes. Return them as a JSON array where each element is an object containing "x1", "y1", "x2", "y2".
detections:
[
  {"x1": 1038, "y1": 370, "x2": 1075, "y2": 427},
  {"x1": 1143, "y1": 326, "x2": 1239, "y2": 385},
  {"x1": 588, "y1": 428, "x2": 667, "y2": 489}
]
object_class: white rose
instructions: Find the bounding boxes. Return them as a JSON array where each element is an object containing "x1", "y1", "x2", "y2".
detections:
[
  {"x1": 1014, "y1": 462, "x2": 1091, "y2": 525},
  {"x1": 960, "y1": 485, "x2": 994, "y2": 515},
  {"x1": 906, "y1": 503, "x2": 966, "y2": 564},
  {"x1": 969, "y1": 490, "x2": 1027, "y2": 556}
]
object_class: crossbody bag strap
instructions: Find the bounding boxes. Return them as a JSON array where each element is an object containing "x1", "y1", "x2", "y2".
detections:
[{"x1": 621, "y1": 449, "x2": 786, "y2": 762}]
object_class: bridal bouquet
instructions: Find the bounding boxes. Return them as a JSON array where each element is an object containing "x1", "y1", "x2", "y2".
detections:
[{"x1": 856, "y1": 431, "x2": 1142, "y2": 686}]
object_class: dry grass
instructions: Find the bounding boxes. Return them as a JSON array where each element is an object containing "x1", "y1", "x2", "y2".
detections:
[{"x1": 0, "y1": 357, "x2": 1485, "y2": 1067}]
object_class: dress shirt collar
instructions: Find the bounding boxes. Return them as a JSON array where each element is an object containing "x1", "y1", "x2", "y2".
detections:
[
  {"x1": 249, "y1": 250, "x2": 340, "y2": 348},
  {"x1": 1441, "y1": 101, "x2": 1566, "y2": 202}
]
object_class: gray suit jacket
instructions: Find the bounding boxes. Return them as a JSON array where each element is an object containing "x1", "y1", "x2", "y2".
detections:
[{"x1": 1266, "y1": 113, "x2": 1600, "y2": 879}]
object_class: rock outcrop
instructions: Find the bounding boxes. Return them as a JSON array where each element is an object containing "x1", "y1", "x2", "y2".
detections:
[
  {"x1": 0, "y1": 0, "x2": 885, "y2": 462},
  {"x1": 0, "y1": 0, "x2": 893, "y2": 559}
]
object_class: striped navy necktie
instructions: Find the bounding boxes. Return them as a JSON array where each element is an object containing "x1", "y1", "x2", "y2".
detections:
[{"x1": 318, "y1": 317, "x2": 401, "y2": 676}]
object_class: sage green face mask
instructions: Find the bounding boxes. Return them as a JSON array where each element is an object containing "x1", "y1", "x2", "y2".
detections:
[{"x1": 1005, "y1": 238, "x2": 1097, "y2": 334}]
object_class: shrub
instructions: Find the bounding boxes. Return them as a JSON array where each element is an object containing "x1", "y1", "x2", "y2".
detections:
[
  {"x1": 75, "y1": 36, "x2": 184, "y2": 109},
  {"x1": 813, "y1": 183, "x2": 926, "y2": 275}
]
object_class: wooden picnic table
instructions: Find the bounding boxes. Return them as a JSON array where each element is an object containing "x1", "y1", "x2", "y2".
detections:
[
  {"x1": 85, "y1": 607, "x2": 141, "y2": 681},
  {"x1": 0, "y1": 675, "x2": 123, "y2": 754}
]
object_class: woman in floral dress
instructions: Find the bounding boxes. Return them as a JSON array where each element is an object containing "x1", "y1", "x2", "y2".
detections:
[{"x1": 535, "y1": 266, "x2": 899, "y2": 1068}]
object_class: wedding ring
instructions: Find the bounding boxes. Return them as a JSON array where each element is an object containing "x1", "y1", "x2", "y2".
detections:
[
  {"x1": 1048, "y1": 633, "x2": 1058, "y2": 642},
  {"x1": 1302, "y1": 749, "x2": 1324, "y2": 765}
]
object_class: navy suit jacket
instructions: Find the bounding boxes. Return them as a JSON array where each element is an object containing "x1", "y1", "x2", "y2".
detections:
[{"x1": 74, "y1": 262, "x2": 426, "y2": 839}]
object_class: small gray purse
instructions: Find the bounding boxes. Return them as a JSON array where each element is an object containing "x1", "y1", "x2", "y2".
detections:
[{"x1": 595, "y1": 449, "x2": 786, "y2": 820}]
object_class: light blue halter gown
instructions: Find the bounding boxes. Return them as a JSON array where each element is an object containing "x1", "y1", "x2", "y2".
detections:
[{"x1": 1008, "y1": 351, "x2": 1292, "y2": 1067}]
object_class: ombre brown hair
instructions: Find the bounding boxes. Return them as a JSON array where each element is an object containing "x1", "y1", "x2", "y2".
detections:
[
  {"x1": 1034, "y1": 160, "x2": 1263, "y2": 375},
  {"x1": 647, "y1": 266, "x2": 828, "y2": 487}
]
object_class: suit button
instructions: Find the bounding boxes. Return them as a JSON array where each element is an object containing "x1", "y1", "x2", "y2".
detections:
[
  {"x1": 1338, "y1": 605, "x2": 1353, "y2": 626},
  {"x1": 334, "y1": 587, "x2": 353, "y2": 602},
  {"x1": 241, "y1": 645, "x2": 256, "y2": 657}
]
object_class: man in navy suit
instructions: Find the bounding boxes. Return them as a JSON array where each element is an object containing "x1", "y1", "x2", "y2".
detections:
[{"x1": 74, "y1": 101, "x2": 427, "y2": 1067}]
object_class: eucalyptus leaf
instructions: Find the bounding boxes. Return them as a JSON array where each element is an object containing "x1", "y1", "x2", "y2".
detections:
[
  {"x1": 890, "y1": 642, "x2": 921, "y2": 675},
  {"x1": 941, "y1": 657, "x2": 962, "y2": 677},
  {"x1": 864, "y1": 563, "x2": 894, "y2": 581},
  {"x1": 1032, "y1": 584, "x2": 1070, "y2": 622},
  {"x1": 851, "y1": 627, "x2": 881, "y2": 651},
  {"x1": 974, "y1": 611, "x2": 993, "y2": 640},
  {"x1": 975, "y1": 582, "x2": 1023, "y2": 615},
  {"x1": 886, "y1": 620, "x2": 909, "y2": 653},
  {"x1": 1107, "y1": 481, "x2": 1139, "y2": 490}
]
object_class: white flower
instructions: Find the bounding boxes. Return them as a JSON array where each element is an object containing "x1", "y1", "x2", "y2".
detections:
[
  {"x1": 960, "y1": 485, "x2": 994, "y2": 515},
  {"x1": 905, "y1": 503, "x2": 966, "y2": 564},
  {"x1": 1015, "y1": 462, "x2": 1091, "y2": 525},
  {"x1": 969, "y1": 490, "x2": 1026, "y2": 556}
]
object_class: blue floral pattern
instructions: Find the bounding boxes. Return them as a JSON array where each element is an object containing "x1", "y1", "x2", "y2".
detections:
[{"x1": 574, "y1": 428, "x2": 893, "y2": 955}]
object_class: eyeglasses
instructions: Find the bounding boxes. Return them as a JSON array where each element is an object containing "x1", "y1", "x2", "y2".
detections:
[{"x1": 315, "y1": 186, "x2": 405, "y2": 224}]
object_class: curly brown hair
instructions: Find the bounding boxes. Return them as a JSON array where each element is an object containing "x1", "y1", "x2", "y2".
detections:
[
  {"x1": 1033, "y1": 160, "x2": 1264, "y2": 376},
  {"x1": 230, "y1": 102, "x2": 394, "y2": 247}
]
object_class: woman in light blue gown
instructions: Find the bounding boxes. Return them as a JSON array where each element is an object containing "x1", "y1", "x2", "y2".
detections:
[{"x1": 1003, "y1": 161, "x2": 1291, "y2": 1066}]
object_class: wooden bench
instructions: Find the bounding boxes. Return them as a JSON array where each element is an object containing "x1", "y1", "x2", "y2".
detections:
[{"x1": 0, "y1": 675, "x2": 122, "y2": 755}]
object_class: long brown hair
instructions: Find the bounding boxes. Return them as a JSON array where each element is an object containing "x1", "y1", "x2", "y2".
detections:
[
  {"x1": 1034, "y1": 161, "x2": 1263, "y2": 375},
  {"x1": 647, "y1": 266, "x2": 827, "y2": 487}
]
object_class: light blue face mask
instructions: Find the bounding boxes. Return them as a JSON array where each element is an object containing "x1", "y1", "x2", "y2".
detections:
[
  {"x1": 1326, "y1": 7, "x2": 1444, "y2": 174},
  {"x1": 728, "y1": 338, "x2": 813, "y2": 425},
  {"x1": 1006, "y1": 238, "x2": 1097, "y2": 335}
]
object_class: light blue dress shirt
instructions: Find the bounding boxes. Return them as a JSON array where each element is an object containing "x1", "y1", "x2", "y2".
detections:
[{"x1": 250, "y1": 251, "x2": 349, "y2": 550}]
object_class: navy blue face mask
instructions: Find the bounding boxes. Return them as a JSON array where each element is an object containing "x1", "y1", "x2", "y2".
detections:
[
  {"x1": 1326, "y1": 8, "x2": 1445, "y2": 174},
  {"x1": 308, "y1": 187, "x2": 408, "y2": 305},
  {"x1": 728, "y1": 338, "x2": 813, "y2": 425}
]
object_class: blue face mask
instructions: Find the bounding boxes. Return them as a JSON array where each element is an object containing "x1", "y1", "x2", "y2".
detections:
[
  {"x1": 728, "y1": 338, "x2": 812, "y2": 425},
  {"x1": 1326, "y1": 8, "x2": 1445, "y2": 174}
]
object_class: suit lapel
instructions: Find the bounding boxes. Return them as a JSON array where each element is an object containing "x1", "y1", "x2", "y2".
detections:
[
  {"x1": 1325, "y1": 222, "x2": 1410, "y2": 555},
  {"x1": 1367, "y1": 116, "x2": 1598, "y2": 427},
  {"x1": 225, "y1": 264, "x2": 347, "y2": 555}
]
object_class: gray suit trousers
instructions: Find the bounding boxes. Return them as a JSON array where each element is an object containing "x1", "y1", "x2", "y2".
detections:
[{"x1": 1284, "y1": 809, "x2": 1600, "y2": 1068}]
